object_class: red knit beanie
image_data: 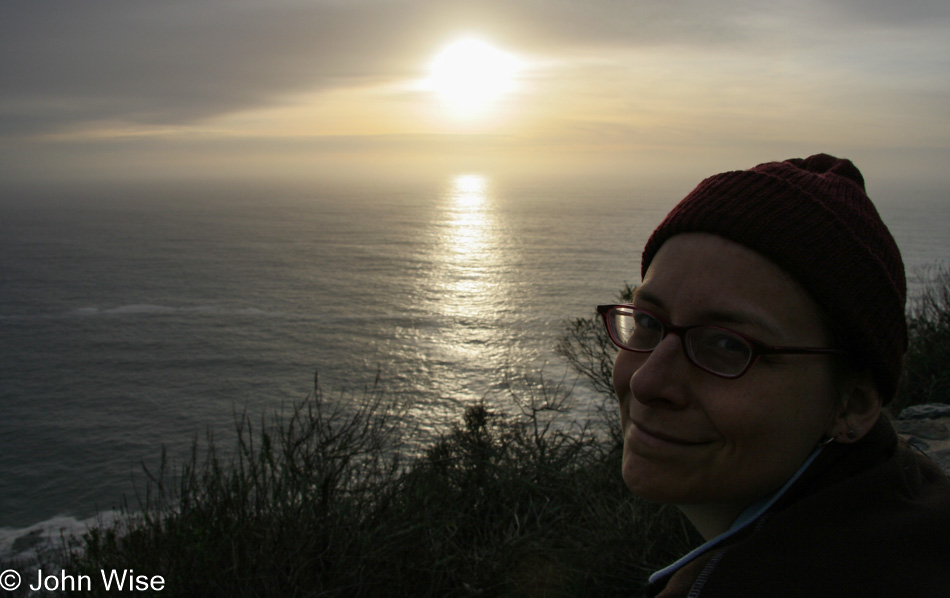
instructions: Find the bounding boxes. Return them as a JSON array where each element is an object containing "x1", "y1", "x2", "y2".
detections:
[{"x1": 641, "y1": 154, "x2": 907, "y2": 402}]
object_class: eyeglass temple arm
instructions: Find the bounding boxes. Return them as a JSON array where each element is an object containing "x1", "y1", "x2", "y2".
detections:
[{"x1": 758, "y1": 346, "x2": 849, "y2": 355}]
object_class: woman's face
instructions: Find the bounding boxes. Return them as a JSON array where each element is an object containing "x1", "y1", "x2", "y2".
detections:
[{"x1": 614, "y1": 233, "x2": 840, "y2": 512}]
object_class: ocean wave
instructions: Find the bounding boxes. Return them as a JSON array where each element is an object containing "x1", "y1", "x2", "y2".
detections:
[
  {"x1": 70, "y1": 304, "x2": 285, "y2": 318},
  {"x1": 0, "y1": 510, "x2": 125, "y2": 563},
  {"x1": 0, "y1": 305, "x2": 296, "y2": 322},
  {"x1": 77, "y1": 304, "x2": 177, "y2": 315}
]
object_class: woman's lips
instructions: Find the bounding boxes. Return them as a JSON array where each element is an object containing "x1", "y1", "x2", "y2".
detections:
[{"x1": 631, "y1": 421, "x2": 710, "y2": 447}]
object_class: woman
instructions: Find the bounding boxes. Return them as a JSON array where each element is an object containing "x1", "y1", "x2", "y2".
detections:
[{"x1": 600, "y1": 154, "x2": 950, "y2": 597}]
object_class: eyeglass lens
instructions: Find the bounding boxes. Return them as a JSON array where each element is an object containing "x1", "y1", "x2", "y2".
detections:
[{"x1": 608, "y1": 307, "x2": 753, "y2": 376}]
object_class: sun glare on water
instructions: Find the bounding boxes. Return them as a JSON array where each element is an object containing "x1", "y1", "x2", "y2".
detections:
[{"x1": 427, "y1": 38, "x2": 521, "y2": 117}]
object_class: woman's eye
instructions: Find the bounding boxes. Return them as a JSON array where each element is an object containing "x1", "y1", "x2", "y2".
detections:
[
  {"x1": 702, "y1": 330, "x2": 749, "y2": 354},
  {"x1": 633, "y1": 312, "x2": 662, "y2": 331}
]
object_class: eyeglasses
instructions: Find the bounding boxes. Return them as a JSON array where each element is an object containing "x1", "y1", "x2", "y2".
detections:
[{"x1": 597, "y1": 304, "x2": 847, "y2": 379}]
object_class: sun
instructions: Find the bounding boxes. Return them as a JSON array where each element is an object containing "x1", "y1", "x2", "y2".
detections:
[{"x1": 427, "y1": 38, "x2": 521, "y2": 116}]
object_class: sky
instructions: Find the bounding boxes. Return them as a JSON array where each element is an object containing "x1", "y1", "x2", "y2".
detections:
[{"x1": 2, "y1": 0, "x2": 949, "y2": 189}]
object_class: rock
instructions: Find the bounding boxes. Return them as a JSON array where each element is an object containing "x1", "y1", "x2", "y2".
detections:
[
  {"x1": 907, "y1": 437, "x2": 931, "y2": 452},
  {"x1": 898, "y1": 404, "x2": 950, "y2": 420},
  {"x1": 893, "y1": 419, "x2": 950, "y2": 441},
  {"x1": 927, "y1": 448, "x2": 950, "y2": 476}
]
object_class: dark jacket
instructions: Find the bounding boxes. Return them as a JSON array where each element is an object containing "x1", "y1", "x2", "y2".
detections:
[{"x1": 647, "y1": 417, "x2": 950, "y2": 598}]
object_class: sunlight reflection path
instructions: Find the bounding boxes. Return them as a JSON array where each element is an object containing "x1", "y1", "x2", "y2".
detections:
[
  {"x1": 384, "y1": 172, "x2": 543, "y2": 433},
  {"x1": 436, "y1": 174, "x2": 502, "y2": 318},
  {"x1": 407, "y1": 173, "x2": 516, "y2": 410}
]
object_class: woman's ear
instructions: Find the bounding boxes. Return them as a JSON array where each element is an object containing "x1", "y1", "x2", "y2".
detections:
[{"x1": 829, "y1": 369, "x2": 883, "y2": 444}]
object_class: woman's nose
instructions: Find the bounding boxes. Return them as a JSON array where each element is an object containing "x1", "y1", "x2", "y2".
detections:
[{"x1": 629, "y1": 334, "x2": 691, "y2": 409}]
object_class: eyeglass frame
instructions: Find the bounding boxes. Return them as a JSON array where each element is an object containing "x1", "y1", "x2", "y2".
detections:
[{"x1": 596, "y1": 304, "x2": 849, "y2": 379}]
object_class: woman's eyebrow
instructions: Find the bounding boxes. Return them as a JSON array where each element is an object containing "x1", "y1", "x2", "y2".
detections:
[
  {"x1": 633, "y1": 287, "x2": 784, "y2": 339},
  {"x1": 700, "y1": 308, "x2": 784, "y2": 339},
  {"x1": 631, "y1": 287, "x2": 663, "y2": 307}
]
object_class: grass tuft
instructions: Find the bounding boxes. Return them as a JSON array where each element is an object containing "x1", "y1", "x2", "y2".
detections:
[{"x1": 891, "y1": 264, "x2": 950, "y2": 413}]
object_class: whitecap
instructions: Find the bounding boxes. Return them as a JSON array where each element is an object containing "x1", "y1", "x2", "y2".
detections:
[
  {"x1": 105, "y1": 304, "x2": 177, "y2": 315},
  {"x1": 0, "y1": 510, "x2": 125, "y2": 563}
]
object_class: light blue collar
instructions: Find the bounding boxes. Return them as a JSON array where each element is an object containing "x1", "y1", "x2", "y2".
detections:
[{"x1": 648, "y1": 446, "x2": 824, "y2": 584}]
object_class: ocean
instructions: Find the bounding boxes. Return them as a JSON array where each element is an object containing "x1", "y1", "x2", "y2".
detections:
[{"x1": 1, "y1": 174, "x2": 947, "y2": 558}]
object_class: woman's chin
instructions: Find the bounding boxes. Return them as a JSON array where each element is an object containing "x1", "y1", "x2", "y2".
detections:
[{"x1": 622, "y1": 451, "x2": 676, "y2": 501}]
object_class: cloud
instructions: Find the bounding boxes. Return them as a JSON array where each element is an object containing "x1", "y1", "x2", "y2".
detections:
[
  {"x1": 821, "y1": 0, "x2": 950, "y2": 26},
  {"x1": 6, "y1": 0, "x2": 946, "y2": 138},
  {"x1": 1, "y1": 1, "x2": 447, "y2": 135}
]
